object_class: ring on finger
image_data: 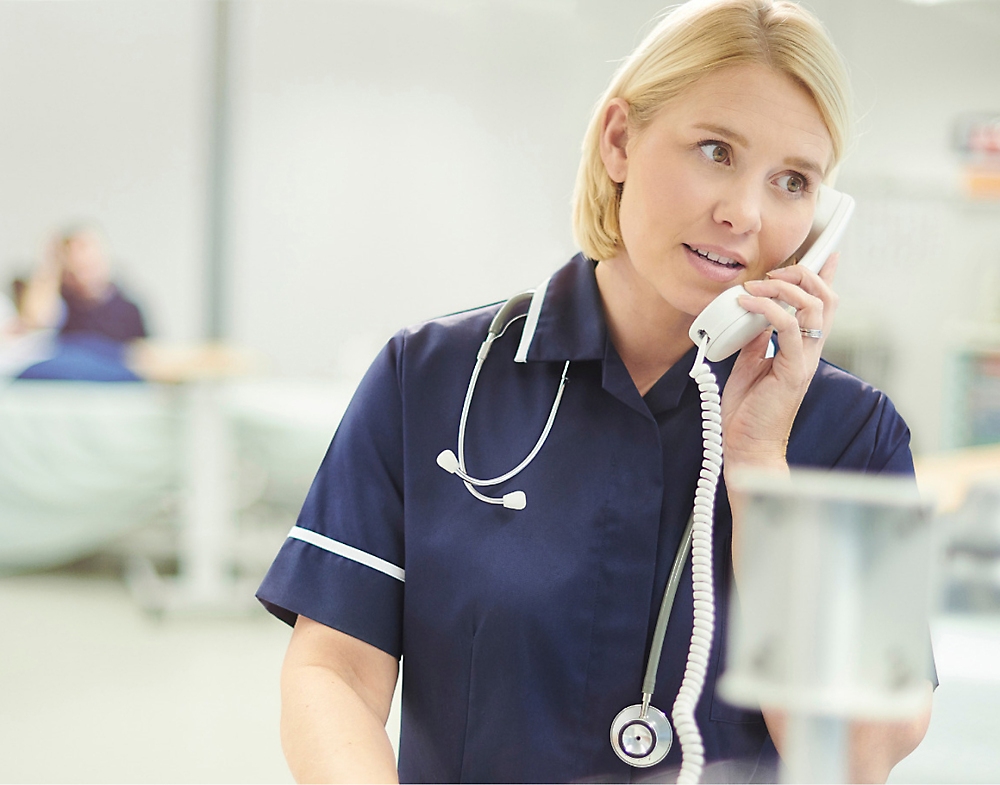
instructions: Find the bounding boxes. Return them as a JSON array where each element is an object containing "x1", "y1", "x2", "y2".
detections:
[{"x1": 799, "y1": 327, "x2": 823, "y2": 339}]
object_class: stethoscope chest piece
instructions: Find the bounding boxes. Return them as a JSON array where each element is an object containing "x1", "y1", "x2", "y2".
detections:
[{"x1": 610, "y1": 702, "x2": 672, "y2": 768}]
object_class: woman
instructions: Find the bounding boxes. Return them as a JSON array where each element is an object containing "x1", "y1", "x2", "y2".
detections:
[{"x1": 258, "y1": 0, "x2": 932, "y2": 781}]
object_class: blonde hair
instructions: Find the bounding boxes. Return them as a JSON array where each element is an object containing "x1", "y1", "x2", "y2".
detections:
[{"x1": 572, "y1": 0, "x2": 852, "y2": 262}]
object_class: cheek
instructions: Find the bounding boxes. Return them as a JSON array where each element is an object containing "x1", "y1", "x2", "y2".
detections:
[
  {"x1": 619, "y1": 172, "x2": 693, "y2": 252},
  {"x1": 763, "y1": 212, "x2": 813, "y2": 270}
]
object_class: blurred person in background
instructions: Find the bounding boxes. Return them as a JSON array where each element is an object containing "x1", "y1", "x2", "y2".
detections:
[
  {"x1": 19, "y1": 224, "x2": 147, "y2": 342},
  {"x1": 15, "y1": 224, "x2": 148, "y2": 381}
]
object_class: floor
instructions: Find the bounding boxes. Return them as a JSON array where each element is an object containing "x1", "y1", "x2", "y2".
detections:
[
  {"x1": 2, "y1": 564, "x2": 999, "y2": 783},
  {"x1": 0, "y1": 568, "x2": 295, "y2": 784}
]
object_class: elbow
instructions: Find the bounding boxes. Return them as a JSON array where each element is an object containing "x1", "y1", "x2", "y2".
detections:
[{"x1": 849, "y1": 684, "x2": 934, "y2": 784}]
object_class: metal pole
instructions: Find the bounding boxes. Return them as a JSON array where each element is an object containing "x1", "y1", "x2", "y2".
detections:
[
  {"x1": 205, "y1": 0, "x2": 231, "y2": 341},
  {"x1": 781, "y1": 714, "x2": 849, "y2": 784}
]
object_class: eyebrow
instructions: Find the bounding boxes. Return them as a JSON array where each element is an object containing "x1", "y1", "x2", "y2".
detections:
[{"x1": 693, "y1": 122, "x2": 828, "y2": 178}]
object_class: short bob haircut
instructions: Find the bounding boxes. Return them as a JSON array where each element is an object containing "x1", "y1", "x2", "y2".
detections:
[{"x1": 572, "y1": 0, "x2": 852, "y2": 262}]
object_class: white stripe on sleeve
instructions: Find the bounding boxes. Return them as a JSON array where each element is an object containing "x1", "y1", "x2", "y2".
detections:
[{"x1": 287, "y1": 526, "x2": 405, "y2": 582}]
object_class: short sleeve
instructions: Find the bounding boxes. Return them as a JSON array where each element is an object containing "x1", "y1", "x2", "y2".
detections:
[
  {"x1": 836, "y1": 390, "x2": 914, "y2": 475},
  {"x1": 124, "y1": 300, "x2": 148, "y2": 341},
  {"x1": 256, "y1": 335, "x2": 406, "y2": 658},
  {"x1": 789, "y1": 362, "x2": 915, "y2": 477}
]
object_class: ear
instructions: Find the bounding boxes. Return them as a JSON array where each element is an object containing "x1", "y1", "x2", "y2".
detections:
[{"x1": 599, "y1": 98, "x2": 630, "y2": 184}]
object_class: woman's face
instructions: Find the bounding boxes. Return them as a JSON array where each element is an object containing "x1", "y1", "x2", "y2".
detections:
[{"x1": 603, "y1": 63, "x2": 834, "y2": 320}]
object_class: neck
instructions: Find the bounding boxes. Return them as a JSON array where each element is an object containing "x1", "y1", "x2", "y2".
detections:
[{"x1": 595, "y1": 255, "x2": 696, "y2": 396}]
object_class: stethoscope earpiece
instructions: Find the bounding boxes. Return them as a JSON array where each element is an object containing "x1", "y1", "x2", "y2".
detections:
[
  {"x1": 436, "y1": 450, "x2": 527, "y2": 510},
  {"x1": 436, "y1": 450, "x2": 460, "y2": 474},
  {"x1": 501, "y1": 491, "x2": 526, "y2": 510}
]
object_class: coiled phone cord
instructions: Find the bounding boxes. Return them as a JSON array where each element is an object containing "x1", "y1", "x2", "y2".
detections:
[{"x1": 673, "y1": 336, "x2": 721, "y2": 784}]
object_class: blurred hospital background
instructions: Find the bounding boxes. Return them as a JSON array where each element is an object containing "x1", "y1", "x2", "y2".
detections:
[{"x1": 1, "y1": 0, "x2": 999, "y2": 781}]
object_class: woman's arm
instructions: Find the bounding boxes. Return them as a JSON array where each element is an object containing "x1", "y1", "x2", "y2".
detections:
[
  {"x1": 280, "y1": 615, "x2": 399, "y2": 784},
  {"x1": 722, "y1": 256, "x2": 932, "y2": 781},
  {"x1": 18, "y1": 248, "x2": 64, "y2": 330},
  {"x1": 731, "y1": 488, "x2": 932, "y2": 780},
  {"x1": 732, "y1": 479, "x2": 932, "y2": 782}
]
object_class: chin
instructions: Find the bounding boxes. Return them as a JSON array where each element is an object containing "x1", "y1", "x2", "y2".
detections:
[{"x1": 659, "y1": 292, "x2": 708, "y2": 322}]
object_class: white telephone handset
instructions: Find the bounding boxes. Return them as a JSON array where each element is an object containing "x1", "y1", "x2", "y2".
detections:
[{"x1": 687, "y1": 184, "x2": 855, "y2": 362}]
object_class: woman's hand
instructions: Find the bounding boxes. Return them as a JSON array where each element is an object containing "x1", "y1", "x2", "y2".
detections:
[
  {"x1": 719, "y1": 253, "x2": 840, "y2": 472},
  {"x1": 17, "y1": 240, "x2": 67, "y2": 330}
]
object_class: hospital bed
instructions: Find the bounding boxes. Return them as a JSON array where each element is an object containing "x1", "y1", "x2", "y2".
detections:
[
  {"x1": 0, "y1": 379, "x2": 180, "y2": 572},
  {"x1": 0, "y1": 374, "x2": 354, "y2": 609}
]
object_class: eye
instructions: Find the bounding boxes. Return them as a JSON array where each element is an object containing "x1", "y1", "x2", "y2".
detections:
[
  {"x1": 775, "y1": 173, "x2": 810, "y2": 195},
  {"x1": 698, "y1": 141, "x2": 731, "y2": 165}
]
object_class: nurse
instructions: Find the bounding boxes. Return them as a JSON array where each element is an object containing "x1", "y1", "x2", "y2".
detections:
[{"x1": 258, "y1": 0, "x2": 933, "y2": 781}]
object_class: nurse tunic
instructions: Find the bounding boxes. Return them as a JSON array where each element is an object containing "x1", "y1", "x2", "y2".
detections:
[{"x1": 257, "y1": 253, "x2": 914, "y2": 783}]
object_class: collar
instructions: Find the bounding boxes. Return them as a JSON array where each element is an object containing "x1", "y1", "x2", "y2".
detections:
[
  {"x1": 515, "y1": 253, "x2": 606, "y2": 363},
  {"x1": 515, "y1": 252, "x2": 739, "y2": 415}
]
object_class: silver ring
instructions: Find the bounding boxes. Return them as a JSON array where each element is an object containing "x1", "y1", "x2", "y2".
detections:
[{"x1": 799, "y1": 327, "x2": 823, "y2": 339}]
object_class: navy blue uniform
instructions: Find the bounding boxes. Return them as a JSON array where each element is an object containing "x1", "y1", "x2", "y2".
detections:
[{"x1": 257, "y1": 254, "x2": 913, "y2": 783}]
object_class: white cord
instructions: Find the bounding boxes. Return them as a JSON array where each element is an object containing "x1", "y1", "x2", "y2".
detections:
[{"x1": 673, "y1": 336, "x2": 721, "y2": 784}]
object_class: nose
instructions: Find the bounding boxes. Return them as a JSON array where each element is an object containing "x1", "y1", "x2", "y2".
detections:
[{"x1": 712, "y1": 179, "x2": 762, "y2": 235}]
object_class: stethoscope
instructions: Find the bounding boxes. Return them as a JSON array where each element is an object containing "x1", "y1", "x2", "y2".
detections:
[{"x1": 435, "y1": 279, "x2": 722, "y2": 782}]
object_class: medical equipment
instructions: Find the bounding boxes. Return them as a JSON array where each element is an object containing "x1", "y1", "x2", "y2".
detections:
[
  {"x1": 719, "y1": 469, "x2": 934, "y2": 783},
  {"x1": 435, "y1": 289, "x2": 568, "y2": 511},
  {"x1": 609, "y1": 514, "x2": 692, "y2": 769},
  {"x1": 436, "y1": 286, "x2": 722, "y2": 781}
]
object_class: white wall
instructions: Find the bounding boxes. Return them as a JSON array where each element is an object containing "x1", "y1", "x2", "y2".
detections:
[
  {"x1": 0, "y1": 0, "x2": 209, "y2": 341},
  {"x1": 808, "y1": 0, "x2": 1000, "y2": 453},
  {"x1": 2, "y1": 0, "x2": 999, "y2": 452},
  {"x1": 226, "y1": 0, "x2": 667, "y2": 378}
]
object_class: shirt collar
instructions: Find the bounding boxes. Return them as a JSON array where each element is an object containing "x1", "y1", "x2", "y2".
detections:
[
  {"x1": 519, "y1": 252, "x2": 738, "y2": 414},
  {"x1": 518, "y1": 253, "x2": 606, "y2": 363}
]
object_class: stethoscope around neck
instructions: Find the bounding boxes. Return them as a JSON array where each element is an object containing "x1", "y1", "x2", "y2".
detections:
[
  {"x1": 434, "y1": 280, "x2": 569, "y2": 511},
  {"x1": 435, "y1": 278, "x2": 723, "y2": 782}
]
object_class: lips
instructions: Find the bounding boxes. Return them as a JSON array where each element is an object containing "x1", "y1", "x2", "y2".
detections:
[
  {"x1": 684, "y1": 244, "x2": 744, "y2": 269},
  {"x1": 683, "y1": 243, "x2": 747, "y2": 284}
]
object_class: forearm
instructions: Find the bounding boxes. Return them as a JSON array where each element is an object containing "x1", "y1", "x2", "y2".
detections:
[
  {"x1": 844, "y1": 691, "x2": 933, "y2": 784},
  {"x1": 727, "y1": 459, "x2": 932, "y2": 781},
  {"x1": 19, "y1": 267, "x2": 62, "y2": 329},
  {"x1": 281, "y1": 662, "x2": 399, "y2": 783}
]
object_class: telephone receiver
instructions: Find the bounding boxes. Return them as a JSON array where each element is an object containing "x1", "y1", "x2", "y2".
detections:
[{"x1": 687, "y1": 184, "x2": 855, "y2": 363}]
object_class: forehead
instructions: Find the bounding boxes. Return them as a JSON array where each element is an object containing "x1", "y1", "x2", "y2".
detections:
[
  {"x1": 65, "y1": 231, "x2": 104, "y2": 251},
  {"x1": 653, "y1": 63, "x2": 834, "y2": 174}
]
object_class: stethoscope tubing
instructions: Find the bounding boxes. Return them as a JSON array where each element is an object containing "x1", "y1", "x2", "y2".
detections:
[
  {"x1": 456, "y1": 354, "x2": 570, "y2": 488},
  {"x1": 643, "y1": 514, "x2": 694, "y2": 697}
]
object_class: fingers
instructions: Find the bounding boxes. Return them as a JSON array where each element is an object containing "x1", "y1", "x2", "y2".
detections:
[
  {"x1": 742, "y1": 276, "x2": 823, "y2": 328},
  {"x1": 736, "y1": 257, "x2": 838, "y2": 367},
  {"x1": 737, "y1": 290, "x2": 807, "y2": 366},
  {"x1": 747, "y1": 258, "x2": 839, "y2": 329}
]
